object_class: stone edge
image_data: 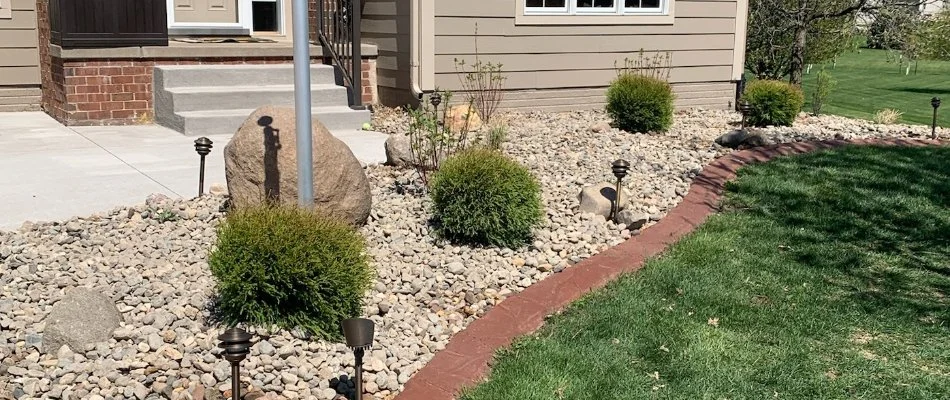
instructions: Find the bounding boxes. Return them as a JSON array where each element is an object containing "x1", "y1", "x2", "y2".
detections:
[{"x1": 393, "y1": 137, "x2": 948, "y2": 400}]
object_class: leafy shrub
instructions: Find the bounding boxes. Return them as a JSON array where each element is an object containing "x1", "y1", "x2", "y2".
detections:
[
  {"x1": 742, "y1": 80, "x2": 804, "y2": 127},
  {"x1": 430, "y1": 148, "x2": 544, "y2": 248},
  {"x1": 209, "y1": 205, "x2": 373, "y2": 339},
  {"x1": 874, "y1": 108, "x2": 903, "y2": 125},
  {"x1": 811, "y1": 68, "x2": 836, "y2": 115},
  {"x1": 606, "y1": 73, "x2": 675, "y2": 133}
]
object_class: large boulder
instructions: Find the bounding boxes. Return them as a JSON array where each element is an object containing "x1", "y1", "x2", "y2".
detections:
[
  {"x1": 225, "y1": 106, "x2": 372, "y2": 225},
  {"x1": 715, "y1": 129, "x2": 769, "y2": 149},
  {"x1": 445, "y1": 104, "x2": 483, "y2": 132},
  {"x1": 384, "y1": 135, "x2": 413, "y2": 167},
  {"x1": 578, "y1": 182, "x2": 630, "y2": 219},
  {"x1": 43, "y1": 287, "x2": 121, "y2": 353}
]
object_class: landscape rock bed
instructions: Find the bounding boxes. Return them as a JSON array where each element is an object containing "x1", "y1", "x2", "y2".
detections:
[{"x1": 1, "y1": 109, "x2": 942, "y2": 400}]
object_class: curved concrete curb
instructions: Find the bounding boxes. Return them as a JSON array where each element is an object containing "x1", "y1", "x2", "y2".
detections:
[{"x1": 394, "y1": 138, "x2": 946, "y2": 400}]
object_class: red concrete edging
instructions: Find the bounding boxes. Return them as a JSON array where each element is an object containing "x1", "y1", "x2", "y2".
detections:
[{"x1": 394, "y1": 138, "x2": 947, "y2": 400}]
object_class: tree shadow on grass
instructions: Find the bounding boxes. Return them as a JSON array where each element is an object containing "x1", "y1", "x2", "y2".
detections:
[
  {"x1": 893, "y1": 87, "x2": 950, "y2": 96},
  {"x1": 723, "y1": 145, "x2": 950, "y2": 327}
]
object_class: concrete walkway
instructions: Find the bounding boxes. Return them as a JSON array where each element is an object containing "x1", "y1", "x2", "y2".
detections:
[{"x1": 0, "y1": 112, "x2": 387, "y2": 230}]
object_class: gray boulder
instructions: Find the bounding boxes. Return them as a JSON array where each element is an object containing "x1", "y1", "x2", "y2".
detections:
[
  {"x1": 715, "y1": 129, "x2": 769, "y2": 149},
  {"x1": 224, "y1": 106, "x2": 372, "y2": 226},
  {"x1": 578, "y1": 182, "x2": 630, "y2": 218},
  {"x1": 43, "y1": 287, "x2": 121, "y2": 354},
  {"x1": 384, "y1": 135, "x2": 413, "y2": 167},
  {"x1": 616, "y1": 210, "x2": 650, "y2": 230}
]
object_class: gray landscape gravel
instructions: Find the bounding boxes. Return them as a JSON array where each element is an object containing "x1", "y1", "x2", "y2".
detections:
[{"x1": 1, "y1": 109, "x2": 943, "y2": 400}]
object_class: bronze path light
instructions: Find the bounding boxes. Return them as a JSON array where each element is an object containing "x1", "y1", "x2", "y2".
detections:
[
  {"x1": 218, "y1": 327, "x2": 252, "y2": 400},
  {"x1": 932, "y1": 97, "x2": 941, "y2": 140},
  {"x1": 739, "y1": 100, "x2": 752, "y2": 131},
  {"x1": 611, "y1": 159, "x2": 631, "y2": 220},
  {"x1": 194, "y1": 137, "x2": 213, "y2": 197},
  {"x1": 343, "y1": 318, "x2": 375, "y2": 400}
]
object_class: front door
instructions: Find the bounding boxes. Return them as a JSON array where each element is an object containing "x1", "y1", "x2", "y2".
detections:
[{"x1": 173, "y1": 0, "x2": 239, "y2": 23}]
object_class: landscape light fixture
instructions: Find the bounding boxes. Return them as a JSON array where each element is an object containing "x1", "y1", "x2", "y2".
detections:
[
  {"x1": 739, "y1": 100, "x2": 752, "y2": 131},
  {"x1": 194, "y1": 137, "x2": 213, "y2": 197},
  {"x1": 932, "y1": 97, "x2": 941, "y2": 140},
  {"x1": 611, "y1": 159, "x2": 631, "y2": 220},
  {"x1": 342, "y1": 318, "x2": 375, "y2": 400},
  {"x1": 429, "y1": 91, "x2": 443, "y2": 109},
  {"x1": 217, "y1": 327, "x2": 252, "y2": 400}
]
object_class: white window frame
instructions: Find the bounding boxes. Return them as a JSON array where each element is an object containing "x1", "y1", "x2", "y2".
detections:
[
  {"x1": 524, "y1": 0, "x2": 669, "y2": 17},
  {"x1": 519, "y1": 0, "x2": 674, "y2": 25},
  {"x1": 0, "y1": 0, "x2": 12, "y2": 19}
]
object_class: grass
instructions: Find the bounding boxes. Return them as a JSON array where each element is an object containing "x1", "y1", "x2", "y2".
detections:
[
  {"x1": 461, "y1": 146, "x2": 950, "y2": 400},
  {"x1": 800, "y1": 48, "x2": 950, "y2": 125}
]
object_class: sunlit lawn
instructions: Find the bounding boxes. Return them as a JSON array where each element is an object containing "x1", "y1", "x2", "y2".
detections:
[
  {"x1": 800, "y1": 49, "x2": 950, "y2": 126},
  {"x1": 462, "y1": 146, "x2": 950, "y2": 400}
]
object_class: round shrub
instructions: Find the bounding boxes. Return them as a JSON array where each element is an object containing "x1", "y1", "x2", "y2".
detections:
[
  {"x1": 605, "y1": 73, "x2": 675, "y2": 133},
  {"x1": 430, "y1": 148, "x2": 544, "y2": 248},
  {"x1": 209, "y1": 205, "x2": 372, "y2": 339},
  {"x1": 743, "y1": 80, "x2": 804, "y2": 127}
]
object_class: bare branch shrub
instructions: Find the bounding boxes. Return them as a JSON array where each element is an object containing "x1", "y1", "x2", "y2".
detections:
[
  {"x1": 454, "y1": 23, "x2": 507, "y2": 123},
  {"x1": 615, "y1": 49, "x2": 673, "y2": 81}
]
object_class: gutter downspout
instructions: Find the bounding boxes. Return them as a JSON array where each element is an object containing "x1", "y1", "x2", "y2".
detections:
[{"x1": 410, "y1": 0, "x2": 424, "y2": 100}]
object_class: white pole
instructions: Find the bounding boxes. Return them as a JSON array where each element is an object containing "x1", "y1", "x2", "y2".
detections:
[{"x1": 292, "y1": 0, "x2": 314, "y2": 206}]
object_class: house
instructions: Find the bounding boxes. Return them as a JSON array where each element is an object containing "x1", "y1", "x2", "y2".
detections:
[
  {"x1": 0, "y1": 0, "x2": 42, "y2": 111},
  {"x1": 7, "y1": 0, "x2": 748, "y2": 133},
  {"x1": 367, "y1": 0, "x2": 749, "y2": 111}
]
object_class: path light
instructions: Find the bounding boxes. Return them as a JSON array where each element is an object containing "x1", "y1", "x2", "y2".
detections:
[
  {"x1": 218, "y1": 327, "x2": 252, "y2": 400},
  {"x1": 429, "y1": 91, "x2": 443, "y2": 109},
  {"x1": 342, "y1": 318, "x2": 375, "y2": 400},
  {"x1": 611, "y1": 159, "x2": 631, "y2": 220},
  {"x1": 739, "y1": 100, "x2": 752, "y2": 131},
  {"x1": 932, "y1": 97, "x2": 941, "y2": 140},
  {"x1": 194, "y1": 137, "x2": 213, "y2": 197}
]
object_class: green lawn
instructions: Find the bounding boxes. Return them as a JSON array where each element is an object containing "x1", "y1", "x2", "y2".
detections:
[
  {"x1": 462, "y1": 146, "x2": 950, "y2": 400},
  {"x1": 800, "y1": 49, "x2": 950, "y2": 126}
]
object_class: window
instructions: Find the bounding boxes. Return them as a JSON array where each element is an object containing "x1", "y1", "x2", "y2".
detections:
[
  {"x1": 525, "y1": 0, "x2": 667, "y2": 15},
  {"x1": 0, "y1": 0, "x2": 11, "y2": 19}
]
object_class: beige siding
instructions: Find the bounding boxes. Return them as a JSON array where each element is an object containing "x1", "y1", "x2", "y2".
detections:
[
  {"x1": 433, "y1": 0, "x2": 741, "y2": 110},
  {"x1": 361, "y1": 0, "x2": 415, "y2": 105},
  {"x1": 0, "y1": 0, "x2": 40, "y2": 87}
]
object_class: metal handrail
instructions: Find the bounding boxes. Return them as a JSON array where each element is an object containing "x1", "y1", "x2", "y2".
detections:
[{"x1": 316, "y1": 0, "x2": 363, "y2": 108}]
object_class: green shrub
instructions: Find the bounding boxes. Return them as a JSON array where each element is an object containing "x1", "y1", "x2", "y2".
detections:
[
  {"x1": 605, "y1": 73, "x2": 674, "y2": 133},
  {"x1": 430, "y1": 148, "x2": 544, "y2": 248},
  {"x1": 743, "y1": 80, "x2": 805, "y2": 127},
  {"x1": 209, "y1": 205, "x2": 373, "y2": 339}
]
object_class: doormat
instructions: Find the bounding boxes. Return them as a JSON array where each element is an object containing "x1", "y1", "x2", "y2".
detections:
[{"x1": 172, "y1": 37, "x2": 278, "y2": 44}]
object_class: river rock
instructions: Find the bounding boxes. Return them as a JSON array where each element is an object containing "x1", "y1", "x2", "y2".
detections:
[{"x1": 384, "y1": 135, "x2": 413, "y2": 168}]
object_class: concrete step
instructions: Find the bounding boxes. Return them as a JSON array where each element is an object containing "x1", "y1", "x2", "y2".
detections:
[
  {"x1": 0, "y1": 87, "x2": 42, "y2": 97},
  {"x1": 154, "y1": 64, "x2": 339, "y2": 89},
  {"x1": 0, "y1": 104, "x2": 41, "y2": 112},
  {"x1": 160, "y1": 84, "x2": 350, "y2": 113},
  {"x1": 168, "y1": 106, "x2": 370, "y2": 136},
  {"x1": 0, "y1": 96, "x2": 41, "y2": 106}
]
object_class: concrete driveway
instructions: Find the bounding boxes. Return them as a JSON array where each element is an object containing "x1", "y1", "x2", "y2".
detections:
[{"x1": 0, "y1": 112, "x2": 386, "y2": 230}]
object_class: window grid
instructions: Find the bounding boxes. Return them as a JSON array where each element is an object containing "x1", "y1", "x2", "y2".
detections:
[{"x1": 525, "y1": 0, "x2": 665, "y2": 15}]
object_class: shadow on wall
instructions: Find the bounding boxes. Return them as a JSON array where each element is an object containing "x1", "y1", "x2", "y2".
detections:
[{"x1": 258, "y1": 115, "x2": 282, "y2": 202}]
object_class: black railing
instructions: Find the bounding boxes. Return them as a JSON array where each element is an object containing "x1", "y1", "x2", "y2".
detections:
[{"x1": 316, "y1": 0, "x2": 363, "y2": 108}]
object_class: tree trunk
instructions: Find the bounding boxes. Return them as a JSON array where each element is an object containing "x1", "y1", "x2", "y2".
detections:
[{"x1": 789, "y1": 23, "x2": 808, "y2": 85}]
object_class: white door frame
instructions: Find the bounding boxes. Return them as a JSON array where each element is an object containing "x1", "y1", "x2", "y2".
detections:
[{"x1": 166, "y1": 0, "x2": 254, "y2": 33}]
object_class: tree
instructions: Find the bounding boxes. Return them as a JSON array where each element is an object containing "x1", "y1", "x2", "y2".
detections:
[
  {"x1": 747, "y1": 0, "x2": 925, "y2": 85},
  {"x1": 867, "y1": 6, "x2": 922, "y2": 51},
  {"x1": 917, "y1": 9, "x2": 950, "y2": 60}
]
